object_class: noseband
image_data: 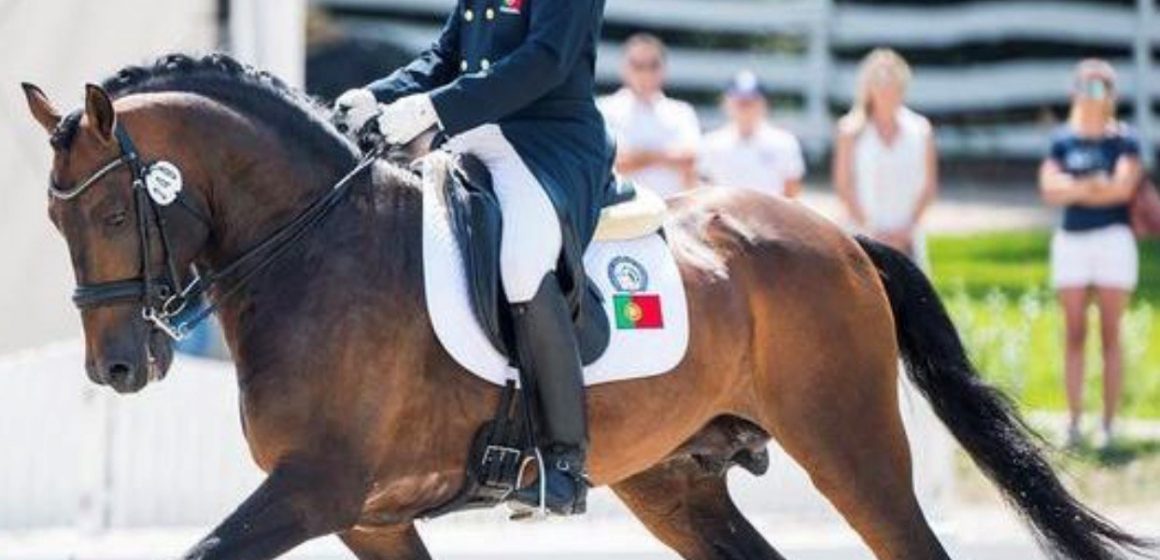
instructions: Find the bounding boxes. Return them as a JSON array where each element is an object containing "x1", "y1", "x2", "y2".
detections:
[{"x1": 53, "y1": 121, "x2": 382, "y2": 341}]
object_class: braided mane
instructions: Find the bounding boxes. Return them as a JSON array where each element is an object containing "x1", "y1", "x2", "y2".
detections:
[{"x1": 54, "y1": 53, "x2": 358, "y2": 164}]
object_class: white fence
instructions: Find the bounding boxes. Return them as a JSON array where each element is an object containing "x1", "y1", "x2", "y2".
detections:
[
  {"x1": 317, "y1": 0, "x2": 1159, "y2": 161},
  {"x1": 0, "y1": 341, "x2": 953, "y2": 534},
  {"x1": 0, "y1": 343, "x2": 262, "y2": 531}
]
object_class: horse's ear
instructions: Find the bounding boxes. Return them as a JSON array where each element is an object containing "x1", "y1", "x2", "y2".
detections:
[
  {"x1": 84, "y1": 83, "x2": 116, "y2": 143},
  {"x1": 21, "y1": 82, "x2": 61, "y2": 135}
]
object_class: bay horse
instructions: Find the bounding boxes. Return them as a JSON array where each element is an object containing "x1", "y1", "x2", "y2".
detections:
[{"x1": 20, "y1": 54, "x2": 1149, "y2": 560}]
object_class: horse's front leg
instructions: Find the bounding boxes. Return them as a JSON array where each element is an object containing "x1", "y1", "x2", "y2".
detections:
[{"x1": 183, "y1": 458, "x2": 370, "y2": 560}]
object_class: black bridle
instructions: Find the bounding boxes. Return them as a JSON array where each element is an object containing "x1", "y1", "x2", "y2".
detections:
[
  {"x1": 54, "y1": 124, "x2": 206, "y2": 339},
  {"x1": 53, "y1": 122, "x2": 381, "y2": 341}
]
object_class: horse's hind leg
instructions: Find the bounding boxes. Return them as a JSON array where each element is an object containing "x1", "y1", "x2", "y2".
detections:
[
  {"x1": 611, "y1": 456, "x2": 786, "y2": 560},
  {"x1": 761, "y1": 362, "x2": 950, "y2": 559},
  {"x1": 340, "y1": 524, "x2": 431, "y2": 560}
]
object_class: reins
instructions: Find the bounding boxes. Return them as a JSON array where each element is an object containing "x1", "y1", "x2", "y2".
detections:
[
  {"x1": 172, "y1": 145, "x2": 383, "y2": 338},
  {"x1": 55, "y1": 121, "x2": 382, "y2": 341}
]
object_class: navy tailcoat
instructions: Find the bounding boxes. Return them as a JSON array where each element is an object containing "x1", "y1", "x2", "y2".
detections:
[{"x1": 368, "y1": 0, "x2": 614, "y2": 253}]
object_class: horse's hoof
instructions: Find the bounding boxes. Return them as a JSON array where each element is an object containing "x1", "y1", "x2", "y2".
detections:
[{"x1": 736, "y1": 447, "x2": 770, "y2": 476}]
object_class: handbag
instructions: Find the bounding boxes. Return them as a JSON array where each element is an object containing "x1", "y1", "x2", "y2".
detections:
[{"x1": 1130, "y1": 175, "x2": 1160, "y2": 239}]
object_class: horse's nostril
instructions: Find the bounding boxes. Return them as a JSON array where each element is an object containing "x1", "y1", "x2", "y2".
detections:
[
  {"x1": 104, "y1": 361, "x2": 143, "y2": 392},
  {"x1": 106, "y1": 362, "x2": 133, "y2": 380}
]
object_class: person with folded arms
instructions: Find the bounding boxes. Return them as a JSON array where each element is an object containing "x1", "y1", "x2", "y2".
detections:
[{"x1": 1039, "y1": 59, "x2": 1143, "y2": 449}]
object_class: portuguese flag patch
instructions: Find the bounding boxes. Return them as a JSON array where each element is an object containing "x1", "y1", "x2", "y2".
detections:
[
  {"x1": 614, "y1": 294, "x2": 664, "y2": 330},
  {"x1": 501, "y1": 0, "x2": 523, "y2": 14}
]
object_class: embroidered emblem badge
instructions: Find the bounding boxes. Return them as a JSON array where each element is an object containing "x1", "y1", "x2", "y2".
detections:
[
  {"x1": 608, "y1": 256, "x2": 649, "y2": 293},
  {"x1": 608, "y1": 256, "x2": 664, "y2": 330}
]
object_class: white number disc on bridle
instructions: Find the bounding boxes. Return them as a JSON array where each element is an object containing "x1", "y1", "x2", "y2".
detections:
[{"x1": 145, "y1": 161, "x2": 183, "y2": 206}]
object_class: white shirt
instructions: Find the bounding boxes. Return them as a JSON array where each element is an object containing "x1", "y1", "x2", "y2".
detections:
[
  {"x1": 853, "y1": 106, "x2": 932, "y2": 231},
  {"x1": 699, "y1": 123, "x2": 805, "y2": 197},
  {"x1": 850, "y1": 106, "x2": 934, "y2": 271},
  {"x1": 598, "y1": 88, "x2": 701, "y2": 197}
]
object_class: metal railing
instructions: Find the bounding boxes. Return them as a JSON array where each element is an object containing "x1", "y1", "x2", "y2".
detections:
[{"x1": 315, "y1": 0, "x2": 1159, "y2": 162}]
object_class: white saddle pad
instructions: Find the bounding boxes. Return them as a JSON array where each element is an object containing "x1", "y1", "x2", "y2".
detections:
[{"x1": 421, "y1": 161, "x2": 690, "y2": 387}]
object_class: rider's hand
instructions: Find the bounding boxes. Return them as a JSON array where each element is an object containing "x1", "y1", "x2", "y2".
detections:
[
  {"x1": 332, "y1": 88, "x2": 381, "y2": 140},
  {"x1": 377, "y1": 94, "x2": 440, "y2": 145}
]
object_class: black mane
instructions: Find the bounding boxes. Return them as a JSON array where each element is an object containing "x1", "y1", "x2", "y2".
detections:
[{"x1": 57, "y1": 53, "x2": 357, "y2": 163}]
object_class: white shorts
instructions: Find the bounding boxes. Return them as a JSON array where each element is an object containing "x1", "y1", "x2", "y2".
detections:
[{"x1": 1051, "y1": 224, "x2": 1138, "y2": 291}]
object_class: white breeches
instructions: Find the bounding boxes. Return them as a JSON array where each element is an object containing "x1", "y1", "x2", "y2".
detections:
[{"x1": 445, "y1": 125, "x2": 563, "y2": 303}]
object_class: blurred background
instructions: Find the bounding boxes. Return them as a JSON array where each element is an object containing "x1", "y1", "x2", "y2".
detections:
[{"x1": 0, "y1": 0, "x2": 1157, "y2": 558}]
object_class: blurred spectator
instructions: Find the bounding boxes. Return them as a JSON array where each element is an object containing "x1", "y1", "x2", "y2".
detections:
[
  {"x1": 1038, "y1": 59, "x2": 1143, "y2": 449},
  {"x1": 699, "y1": 70, "x2": 805, "y2": 198},
  {"x1": 599, "y1": 33, "x2": 701, "y2": 197},
  {"x1": 833, "y1": 49, "x2": 938, "y2": 269}
]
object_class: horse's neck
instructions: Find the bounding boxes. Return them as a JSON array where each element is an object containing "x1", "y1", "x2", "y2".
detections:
[
  {"x1": 202, "y1": 147, "x2": 425, "y2": 340},
  {"x1": 169, "y1": 94, "x2": 427, "y2": 354},
  {"x1": 193, "y1": 123, "x2": 358, "y2": 268},
  {"x1": 213, "y1": 162, "x2": 427, "y2": 399}
]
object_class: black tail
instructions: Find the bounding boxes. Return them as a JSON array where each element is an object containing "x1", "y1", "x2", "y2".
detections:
[{"x1": 856, "y1": 236, "x2": 1153, "y2": 560}]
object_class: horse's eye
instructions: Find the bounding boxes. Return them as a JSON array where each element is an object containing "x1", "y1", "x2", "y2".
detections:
[{"x1": 104, "y1": 210, "x2": 128, "y2": 228}]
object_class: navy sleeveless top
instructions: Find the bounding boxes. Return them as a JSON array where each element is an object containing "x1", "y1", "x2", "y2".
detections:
[{"x1": 1048, "y1": 126, "x2": 1140, "y2": 232}]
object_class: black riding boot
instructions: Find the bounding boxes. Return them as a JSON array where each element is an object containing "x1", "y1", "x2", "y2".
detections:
[{"x1": 510, "y1": 275, "x2": 589, "y2": 516}]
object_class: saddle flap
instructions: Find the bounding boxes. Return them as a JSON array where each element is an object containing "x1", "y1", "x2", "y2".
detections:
[
  {"x1": 435, "y1": 152, "x2": 610, "y2": 365},
  {"x1": 445, "y1": 155, "x2": 510, "y2": 356}
]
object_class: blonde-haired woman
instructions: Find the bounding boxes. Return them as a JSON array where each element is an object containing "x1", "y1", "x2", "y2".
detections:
[
  {"x1": 1039, "y1": 59, "x2": 1143, "y2": 448},
  {"x1": 833, "y1": 48, "x2": 939, "y2": 269}
]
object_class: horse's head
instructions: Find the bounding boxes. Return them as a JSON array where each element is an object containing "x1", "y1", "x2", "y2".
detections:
[{"x1": 22, "y1": 83, "x2": 211, "y2": 393}]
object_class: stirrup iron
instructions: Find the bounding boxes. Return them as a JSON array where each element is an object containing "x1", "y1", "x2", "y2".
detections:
[{"x1": 507, "y1": 447, "x2": 549, "y2": 522}]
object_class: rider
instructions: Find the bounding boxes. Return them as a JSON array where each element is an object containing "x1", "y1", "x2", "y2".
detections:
[{"x1": 332, "y1": 0, "x2": 612, "y2": 515}]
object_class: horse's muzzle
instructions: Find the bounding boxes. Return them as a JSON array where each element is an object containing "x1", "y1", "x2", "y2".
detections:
[{"x1": 84, "y1": 315, "x2": 175, "y2": 394}]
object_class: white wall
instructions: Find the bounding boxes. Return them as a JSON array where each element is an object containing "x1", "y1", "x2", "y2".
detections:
[
  {"x1": 229, "y1": 0, "x2": 308, "y2": 88},
  {"x1": 0, "y1": 343, "x2": 261, "y2": 531},
  {"x1": 0, "y1": 0, "x2": 218, "y2": 356}
]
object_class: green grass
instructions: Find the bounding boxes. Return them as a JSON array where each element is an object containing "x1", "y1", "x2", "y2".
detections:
[{"x1": 928, "y1": 231, "x2": 1160, "y2": 419}]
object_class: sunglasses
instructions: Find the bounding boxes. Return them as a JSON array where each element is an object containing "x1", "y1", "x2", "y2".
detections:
[{"x1": 1076, "y1": 78, "x2": 1111, "y2": 100}]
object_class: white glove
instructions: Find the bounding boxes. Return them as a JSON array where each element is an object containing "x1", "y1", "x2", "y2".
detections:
[
  {"x1": 377, "y1": 94, "x2": 441, "y2": 145},
  {"x1": 333, "y1": 88, "x2": 380, "y2": 138}
]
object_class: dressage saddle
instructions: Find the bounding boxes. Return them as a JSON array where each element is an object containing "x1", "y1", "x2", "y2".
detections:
[{"x1": 436, "y1": 152, "x2": 663, "y2": 366}]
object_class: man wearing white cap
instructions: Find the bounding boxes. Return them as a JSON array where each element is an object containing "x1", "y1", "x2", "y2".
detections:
[{"x1": 700, "y1": 70, "x2": 805, "y2": 198}]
